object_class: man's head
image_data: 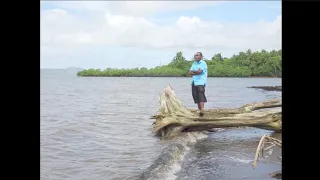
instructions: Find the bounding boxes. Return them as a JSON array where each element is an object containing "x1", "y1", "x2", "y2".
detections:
[{"x1": 194, "y1": 52, "x2": 203, "y2": 61}]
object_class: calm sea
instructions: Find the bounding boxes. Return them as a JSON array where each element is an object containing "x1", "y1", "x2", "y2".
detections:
[{"x1": 41, "y1": 69, "x2": 282, "y2": 180}]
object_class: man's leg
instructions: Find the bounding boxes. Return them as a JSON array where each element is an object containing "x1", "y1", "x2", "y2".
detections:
[
  {"x1": 199, "y1": 102, "x2": 204, "y2": 111},
  {"x1": 197, "y1": 85, "x2": 207, "y2": 116},
  {"x1": 192, "y1": 83, "x2": 200, "y2": 109},
  {"x1": 197, "y1": 103, "x2": 201, "y2": 110}
]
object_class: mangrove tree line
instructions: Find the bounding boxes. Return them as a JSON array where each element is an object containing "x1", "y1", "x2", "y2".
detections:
[{"x1": 77, "y1": 49, "x2": 282, "y2": 77}]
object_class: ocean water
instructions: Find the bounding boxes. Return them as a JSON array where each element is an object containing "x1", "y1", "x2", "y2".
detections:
[{"x1": 40, "y1": 69, "x2": 281, "y2": 180}]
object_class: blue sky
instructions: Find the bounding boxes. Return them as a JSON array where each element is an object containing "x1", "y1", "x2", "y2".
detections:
[
  {"x1": 40, "y1": 1, "x2": 281, "y2": 69},
  {"x1": 155, "y1": 1, "x2": 281, "y2": 23}
]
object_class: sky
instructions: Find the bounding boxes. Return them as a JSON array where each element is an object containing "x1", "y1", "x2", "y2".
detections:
[{"x1": 40, "y1": 1, "x2": 282, "y2": 69}]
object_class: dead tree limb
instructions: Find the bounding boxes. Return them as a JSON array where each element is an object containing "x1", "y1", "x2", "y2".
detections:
[
  {"x1": 252, "y1": 134, "x2": 282, "y2": 179},
  {"x1": 252, "y1": 135, "x2": 282, "y2": 168},
  {"x1": 151, "y1": 85, "x2": 282, "y2": 137}
]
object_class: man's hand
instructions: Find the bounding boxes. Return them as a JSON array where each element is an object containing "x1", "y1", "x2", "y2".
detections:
[
  {"x1": 193, "y1": 68, "x2": 203, "y2": 75},
  {"x1": 188, "y1": 70, "x2": 195, "y2": 76}
]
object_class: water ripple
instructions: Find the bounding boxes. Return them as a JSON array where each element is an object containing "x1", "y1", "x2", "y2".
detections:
[{"x1": 41, "y1": 71, "x2": 281, "y2": 180}]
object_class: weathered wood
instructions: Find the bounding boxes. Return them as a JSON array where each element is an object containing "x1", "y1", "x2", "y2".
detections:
[
  {"x1": 252, "y1": 135, "x2": 282, "y2": 168},
  {"x1": 151, "y1": 85, "x2": 282, "y2": 137},
  {"x1": 252, "y1": 134, "x2": 282, "y2": 179}
]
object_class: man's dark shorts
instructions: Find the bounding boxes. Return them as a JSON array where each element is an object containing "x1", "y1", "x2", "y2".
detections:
[{"x1": 191, "y1": 82, "x2": 207, "y2": 104}]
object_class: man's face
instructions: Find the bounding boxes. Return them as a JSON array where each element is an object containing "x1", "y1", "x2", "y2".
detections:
[{"x1": 194, "y1": 53, "x2": 202, "y2": 61}]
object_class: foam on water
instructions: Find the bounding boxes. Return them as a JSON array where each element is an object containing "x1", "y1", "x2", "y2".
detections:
[
  {"x1": 223, "y1": 155, "x2": 253, "y2": 164},
  {"x1": 138, "y1": 132, "x2": 208, "y2": 180}
]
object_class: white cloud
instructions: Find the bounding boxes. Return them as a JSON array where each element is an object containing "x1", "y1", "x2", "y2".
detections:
[{"x1": 40, "y1": 1, "x2": 281, "y2": 68}]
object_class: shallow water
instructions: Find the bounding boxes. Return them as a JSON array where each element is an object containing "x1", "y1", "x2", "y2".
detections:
[{"x1": 40, "y1": 69, "x2": 281, "y2": 180}]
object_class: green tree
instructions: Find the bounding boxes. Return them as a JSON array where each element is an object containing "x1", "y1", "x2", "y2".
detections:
[{"x1": 77, "y1": 49, "x2": 282, "y2": 78}]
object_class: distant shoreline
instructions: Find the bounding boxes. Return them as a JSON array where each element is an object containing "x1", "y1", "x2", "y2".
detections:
[
  {"x1": 77, "y1": 75, "x2": 281, "y2": 78},
  {"x1": 248, "y1": 86, "x2": 282, "y2": 91},
  {"x1": 76, "y1": 49, "x2": 281, "y2": 78},
  {"x1": 248, "y1": 76, "x2": 280, "y2": 78}
]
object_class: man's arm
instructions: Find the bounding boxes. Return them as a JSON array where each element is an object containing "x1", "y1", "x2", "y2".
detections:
[
  {"x1": 188, "y1": 63, "x2": 195, "y2": 76},
  {"x1": 188, "y1": 70, "x2": 195, "y2": 76},
  {"x1": 201, "y1": 61, "x2": 208, "y2": 74},
  {"x1": 193, "y1": 61, "x2": 207, "y2": 75},
  {"x1": 193, "y1": 69, "x2": 203, "y2": 75}
]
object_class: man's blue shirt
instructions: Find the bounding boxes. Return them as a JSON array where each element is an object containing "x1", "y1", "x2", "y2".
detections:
[{"x1": 189, "y1": 60, "x2": 208, "y2": 86}]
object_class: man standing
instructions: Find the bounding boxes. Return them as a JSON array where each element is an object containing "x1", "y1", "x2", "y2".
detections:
[{"x1": 188, "y1": 52, "x2": 208, "y2": 117}]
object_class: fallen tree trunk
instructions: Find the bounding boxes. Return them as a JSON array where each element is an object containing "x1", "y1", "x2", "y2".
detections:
[{"x1": 151, "y1": 85, "x2": 282, "y2": 137}]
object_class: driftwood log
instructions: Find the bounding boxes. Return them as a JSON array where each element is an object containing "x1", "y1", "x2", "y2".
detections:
[{"x1": 151, "y1": 85, "x2": 282, "y2": 137}]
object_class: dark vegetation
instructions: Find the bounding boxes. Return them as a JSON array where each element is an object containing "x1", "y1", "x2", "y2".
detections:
[
  {"x1": 248, "y1": 86, "x2": 282, "y2": 91},
  {"x1": 77, "y1": 49, "x2": 282, "y2": 77}
]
